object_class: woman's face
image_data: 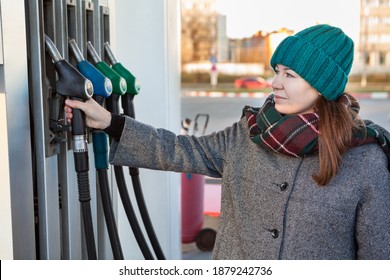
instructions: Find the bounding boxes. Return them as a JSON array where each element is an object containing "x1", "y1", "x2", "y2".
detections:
[{"x1": 271, "y1": 64, "x2": 320, "y2": 115}]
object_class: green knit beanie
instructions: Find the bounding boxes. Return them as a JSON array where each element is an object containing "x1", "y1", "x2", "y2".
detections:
[{"x1": 270, "y1": 24, "x2": 354, "y2": 101}]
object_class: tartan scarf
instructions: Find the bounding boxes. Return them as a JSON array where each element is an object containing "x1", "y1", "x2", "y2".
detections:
[{"x1": 243, "y1": 94, "x2": 390, "y2": 169}]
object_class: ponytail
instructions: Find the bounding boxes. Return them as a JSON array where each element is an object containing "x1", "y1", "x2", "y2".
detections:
[{"x1": 313, "y1": 93, "x2": 362, "y2": 186}]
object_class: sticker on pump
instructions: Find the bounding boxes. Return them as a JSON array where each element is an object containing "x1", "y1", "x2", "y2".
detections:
[{"x1": 135, "y1": 79, "x2": 141, "y2": 93}]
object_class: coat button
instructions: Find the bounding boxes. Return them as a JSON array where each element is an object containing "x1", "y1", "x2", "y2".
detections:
[
  {"x1": 271, "y1": 229, "x2": 279, "y2": 238},
  {"x1": 280, "y1": 182, "x2": 288, "y2": 191}
]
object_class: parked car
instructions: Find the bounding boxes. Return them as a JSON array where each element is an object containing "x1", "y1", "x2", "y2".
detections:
[{"x1": 234, "y1": 76, "x2": 271, "y2": 89}]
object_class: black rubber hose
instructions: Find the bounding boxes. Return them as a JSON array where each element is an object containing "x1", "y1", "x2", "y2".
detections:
[
  {"x1": 130, "y1": 167, "x2": 166, "y2": 260},
  {"x1": 77, "y1": 171, "x2": 97, "y2": 260},
  {"x1": 97, "y1": 169, "x2": 124, "y2": 260},
  {"x1": 114, "y1": 165, "x2": 154, "y2": 260},
  {"x1": 73, "y1": 107, "x2": 96, "y2": 260},
  {"x1": 122, "y1": 94, "x2": 166, "y2": 260}
]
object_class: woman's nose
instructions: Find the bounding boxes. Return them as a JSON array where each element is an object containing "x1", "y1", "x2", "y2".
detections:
[{"x1": 271, "y1": 75, "x2": 282, "y2": 90}]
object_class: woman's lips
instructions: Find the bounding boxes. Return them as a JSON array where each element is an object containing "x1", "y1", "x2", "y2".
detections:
[{"x1": 274, "y1": 94, "x2": 286, "y2": 100}]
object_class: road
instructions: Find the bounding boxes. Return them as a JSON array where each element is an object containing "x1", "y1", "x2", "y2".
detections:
[{"x1": 181, "y1": 95, "x2": 390, "y2": 135}]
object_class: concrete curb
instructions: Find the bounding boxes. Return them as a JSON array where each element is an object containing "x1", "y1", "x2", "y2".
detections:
[{"x1": 183, "y1": 90, "x2": 390, "y2": 99}]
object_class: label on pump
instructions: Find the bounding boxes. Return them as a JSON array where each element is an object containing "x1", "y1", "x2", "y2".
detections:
[
  {"x1": 73, "y1": 135, "x2": 88, "y2": 153},
  {"x1": 134, "y1": 79, "x2": 141, "y2": 93},
  {"x1": 119, "y1": 77, "x2": 127, "y2": 94}
]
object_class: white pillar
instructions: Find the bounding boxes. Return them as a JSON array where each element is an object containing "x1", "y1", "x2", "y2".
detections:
[
  {"x1": 0, "y1": 95, "x2": 13, "y2": 260},
  {"x1": 111, "y1": 0, "x2": 182, "y2": 259},
  {"x1": 0, "y1": 0, "x2": 35, "y2": 259}
]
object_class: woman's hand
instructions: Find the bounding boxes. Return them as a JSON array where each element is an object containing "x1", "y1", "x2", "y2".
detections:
[{"x1": 65, "y1": 98, "x2": 112, "y2": 130}]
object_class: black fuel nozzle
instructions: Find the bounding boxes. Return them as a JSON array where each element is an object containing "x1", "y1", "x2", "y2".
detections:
[
  {"x1": 54, "y1": 60, "x2": 94, "y2": 102},
  {"x1": 45, "y1": 35, "x2": 93, "y2": 136},
  {"x1": 45, "y1": 35, "x2": 93, "y2": 170},
  {"x1": 45, "y1": 35, "x2": 93, "y2": 102}
]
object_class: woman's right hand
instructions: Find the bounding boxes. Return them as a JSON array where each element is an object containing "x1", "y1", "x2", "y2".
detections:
[{"x1": 65, "y1": 98, "x2": 112, "y2": 130}]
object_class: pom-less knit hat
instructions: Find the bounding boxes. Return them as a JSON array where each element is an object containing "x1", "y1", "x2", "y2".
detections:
[{"x1": 270, "y1": 24, "x2": 354, "y2": 101}]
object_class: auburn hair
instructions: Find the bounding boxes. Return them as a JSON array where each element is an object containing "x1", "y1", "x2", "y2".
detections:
[{"x1": 313, "y1": 93, "x2": 363, "y2": 186}]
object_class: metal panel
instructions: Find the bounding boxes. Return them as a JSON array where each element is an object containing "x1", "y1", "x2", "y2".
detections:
[
  {"x1": 21, "y1": 0, "x2": 113, "y2": 260},
  {"x1": 83, "y1": 0, "x2": 95, "y2": 56},
  {"x1": 92, "y1": 0, "x2": 102, "y2": 56},
  {"x1": 57, "y1": 0, "x2": 98, "y2": 259},
  {"x1": 56, "y1": 0, "x2": 82, "y2": 260},
  {"x1": 25, "y1": 0, "x2": 61, "y2": 259},
  {"x1": 82, "y1": 0, "x2": 113, "y2": 259}
]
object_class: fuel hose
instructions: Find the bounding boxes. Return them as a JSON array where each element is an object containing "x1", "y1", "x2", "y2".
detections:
[
  {"x1": 104, "y1": 42, "x2": 166, "y2": 260},
  {"x1": 87, "y1": 41, "x2": 154, "y2": 260},
  {"x1": 68, "y1": 38, "x2": 123, "y2": 260}
]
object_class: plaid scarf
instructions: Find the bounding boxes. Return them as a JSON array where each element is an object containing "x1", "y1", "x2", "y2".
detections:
[{"x1": 243, "y1": 94, "x2": 390, "y2": 169}]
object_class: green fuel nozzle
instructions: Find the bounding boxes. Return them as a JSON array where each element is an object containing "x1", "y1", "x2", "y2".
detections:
[
  {"x1": 104, "y1": 42, "x2": 141, "y2": 96},
  {"x1": 87, "y1": 41, "x2": 127, "y2": 96},
  {"x1": 87, "y1": 41, "x2": 126, "y2": 114},
  {"x1": 69, "y1": 39, "x2": 112, "y2": 103}
]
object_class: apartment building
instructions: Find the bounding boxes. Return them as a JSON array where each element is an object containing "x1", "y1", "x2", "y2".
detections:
[{"x1": 359, "y1": 0, "x2": 390, "y2": 74}]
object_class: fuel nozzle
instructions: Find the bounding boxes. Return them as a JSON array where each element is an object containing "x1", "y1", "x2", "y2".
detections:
[
  {"x1": 104, "y1": 42, "x2": 141, "y2": 95},
  {"x1": 69, "y1": 39, "x2": 112, "y2": 105},
  {"x1": 103, "y1": 42, "x2": 140, "y2": 118},
  {"x1": 45, "y1": 35, "x2": 93, "y2": 101},
  {"x1": 87, "y1": 41, "x2": 127, "y2": 96},
  {"x1": 44, "y1": 34, "x2": 92, "y2": 157}
]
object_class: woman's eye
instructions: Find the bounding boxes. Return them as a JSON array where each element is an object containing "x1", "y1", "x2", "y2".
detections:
[{"x1": 286, "y1": 72, "x2": 294, "y2": 78}]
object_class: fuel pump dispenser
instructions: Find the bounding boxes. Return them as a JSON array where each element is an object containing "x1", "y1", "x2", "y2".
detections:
[
  {"x1": 44, "y1": 35, "x2": 97, "y2": 260},
  {"x1": 87, "y1": 41, "x2": 154, "y2": 260},
  {"x1": 68, "y1": 39, "x2": 124, "y2": 260},
  {"x1": 104, "y1": 42, "x2": 166, "y2": 260}
]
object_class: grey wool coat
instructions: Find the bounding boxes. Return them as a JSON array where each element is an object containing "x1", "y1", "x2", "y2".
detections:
[{"x1": 109, "y1": 116, "x2": 390, "y2": 260}]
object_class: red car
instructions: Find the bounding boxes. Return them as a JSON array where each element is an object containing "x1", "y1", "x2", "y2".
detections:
[{"x1": 234, "y1": 76, "x2": 271, "y2": 89}]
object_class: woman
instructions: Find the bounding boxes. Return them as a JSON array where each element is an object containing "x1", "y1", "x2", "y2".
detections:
[{"x1": 65, "y1": 24, "x2": 390, "y2": 259}]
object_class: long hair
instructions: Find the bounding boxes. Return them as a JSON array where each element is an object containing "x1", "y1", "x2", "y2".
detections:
[{"x1": 313, "y1": 93, "x2": 363, "y2": 186}]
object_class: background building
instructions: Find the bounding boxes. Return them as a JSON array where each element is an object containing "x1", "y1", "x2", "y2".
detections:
[
  {"x1": 181, "y1": 0, "x2": 390, "y2": 84},
  {"x1": 180, "y1": 0, "x2": 292, "y2": 78},
  {"x1": 229, "y1": 28, "x2": 293, "y2": 73},
  {"x1": 181, "y1": 0, "x2": 219, "y2": 64},
  {"x1": 358, "y1": 0, "x2": 390, "y2": 79}
]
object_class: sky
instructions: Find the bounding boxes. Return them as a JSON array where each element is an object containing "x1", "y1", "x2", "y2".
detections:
[{"x1": 215, "y1": 0, "x2": 361, "y2": 42}]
